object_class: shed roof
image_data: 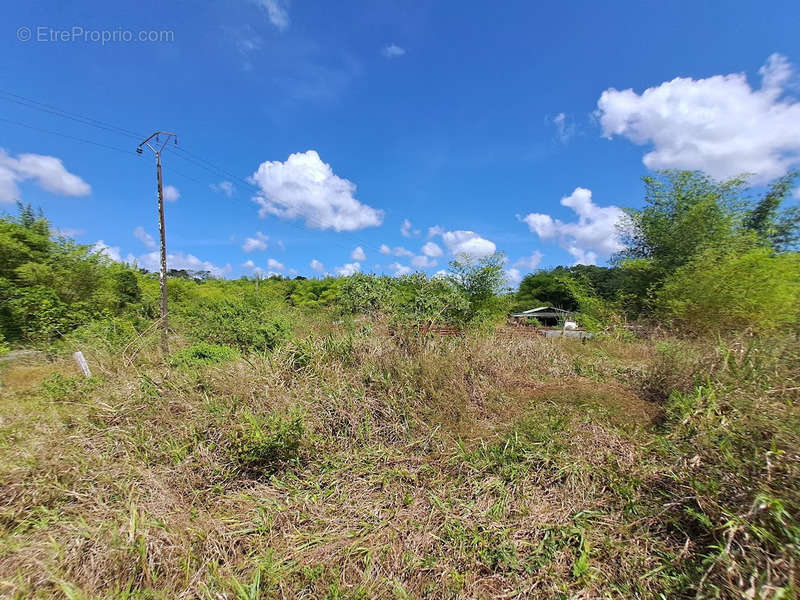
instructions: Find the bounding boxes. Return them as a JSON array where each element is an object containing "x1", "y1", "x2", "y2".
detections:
[{"x1": 510, "y1": 306, "x2": 574, "y2": 318}]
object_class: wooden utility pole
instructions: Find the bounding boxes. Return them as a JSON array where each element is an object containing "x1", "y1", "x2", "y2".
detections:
[{"x1": 137, "y1": 131, "x2": 178, "y2": 354}]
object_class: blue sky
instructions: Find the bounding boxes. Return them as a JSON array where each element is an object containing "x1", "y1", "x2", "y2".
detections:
[{"x1": 2, "y1": 0, "x2": 800, "y2": 285}]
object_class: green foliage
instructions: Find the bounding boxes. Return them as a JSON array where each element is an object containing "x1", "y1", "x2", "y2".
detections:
[
  {"x1": 178, "y1": 295, "x2": 291, "y2": 351},
  {"x1": 389, "y1": 273, "x2": 470, "y2": 328},
  {"x1": 744, "y1": 170, "x2": 800, "y2": 251},
  {"x1": 618, "y1": 170, "x2": 750, "y2": 279},
  {"x1": 113, "y1": 270, "x2": 141, "y2": 307},
  {"x1": 229, "y1": 409, "x2": 306, "y2": 474},
  {"x1": 338, "y1": 273, "x2": 393, "y2": 315},
  {"x1": 657, "y1": 247, "x2": 800, "y2": 335},
  {"x1": 0, "y1": 205, "x2": 145, "y2": 344},
  {"x1": 516, "y1": 270, "x2": 577, "y2": 311},
  {"x1": 168, "y1": 342, "x2": 239, "y2": 368},
  {"x1": 448, "y1": 253, "x2": 509, "y2": 325}
]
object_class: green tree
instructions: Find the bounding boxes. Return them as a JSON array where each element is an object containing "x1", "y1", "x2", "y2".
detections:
[
  {"x1": 448, "y1": 253, "x2": 508, "y2": 323},
  {"x1": 744, "y1": 170, "x2": 800, "y2": 251}
]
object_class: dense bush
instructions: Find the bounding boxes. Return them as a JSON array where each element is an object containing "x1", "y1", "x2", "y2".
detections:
[
  {"x1": 177, "y1": 295, "x2": 292, "y2": 351},
  {"x1": 168, "y1": 342, "x2": 239, "y2": 368},
  {"x1": 229, "y1": 409, "x2": 306, "y2": 474},
  {"x1": 657, "y1": 246, "x2": 800, "y2": 334},
  {"x1": 0, "y1": 204, "x2": 144, "y2": 344}
]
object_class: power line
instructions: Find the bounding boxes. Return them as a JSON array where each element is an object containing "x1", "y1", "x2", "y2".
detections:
[
  {"x1": 0, "y1": 116, "x2": 136, "y2": 155},
  {"x1": 0, "y1": 89, "x2": 144, "y2": 141},
  {"x1": 0, "y1": 89, "x2": 420, "y2": 272}
]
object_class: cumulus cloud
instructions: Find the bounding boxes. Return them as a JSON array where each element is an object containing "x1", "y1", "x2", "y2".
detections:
[
  {"x1": 138, "y1": 250, "x2": 231, "y2": 278},
  {"x1": 351, "y1": 246, "x2": 367, "y2": 261},
  {"x1": 336, "y1": 262, "x2": 361, "y2": 276},
  {"x1": 520, "y1": 187, "x2": 623, "y2": 265},
  {"x1": 163, "y1": 185, "x2": 180, "y2": 202},
  {"x1": 421, "y1": 241, "x2": 443, "y2": 258},
  {"x1": 211, "y1": 181, "x2": 235, "y2": 197},
  {"x1": 242, "y1": 259, "x2": 266, "y2": 277},
  {"x1": 242, "y1": 231, "x2": 269, "y2": 252},
  {"x1": 0, "y1": 149, "x2": 90, "y2": 203},
  {"x1": 439, "y1": 230, "x2": 497, "y2": 258},
  {"x1": 93, "y1": 239, "x2": 231, "y2": 277},
  {"x1": 379, "y1": 244, "x2": 413, "y2": 257},
  {"x1": 382, "y1": 44, "x2": 406, "y2": 59},
  {"x1": 267, "y1": 257, "x2": 284, "y2": 271},
  {"x1": 133, "y1": 226, "x2": 156, "y2": 250},
  {"x1": 596, "y1": 53, "x2": 800, "y2": 182},
  {"x1": 514, "y1": 251, "x2": 543, "y2": 271},
  {"x1": 388, "y1": 262, "x2": 412, "y2": 276},
  {"x1": 505, "y1": 268, "x2": 523, "y2": 287},
  {"x1": 400, "y1": 218, "x2": 419, "y2": 237},
  {"x1": 553, "y1": 113, "x2": 576, "y2": 143},
  {"x1": 310, "y1": 259, "x2": 325, "y2": 272},
  {"x1": 255, "y1": 0, "x2": 289, "y2": 30},
  {"x1": 427, "y1": 225, "x2": 445, "y2": 238},
  {"x1": 411, "y1": 255, "x2": 437, "y2": 268},
  {"x1": 249, "y1": 150, "x2": 384, "y2": 231}
]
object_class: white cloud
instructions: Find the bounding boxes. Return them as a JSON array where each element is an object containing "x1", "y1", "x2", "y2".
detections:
[
  {"x1": 249, "y1": 150, "x2": 384, "y2": 231},
  {"x1": 505, "y1": 268, "x2": 522, "y2": 287},
  {"x1": 379, "y1": 244, "x2": 413, "y2": 257},
  {"x1": 310, "y1": 259, "x2": 325, "y2": 272},
  {"x1": 514, "y1": 251, "x2": 543, "y2": 271},
  {"x1": 521, "y1": 187, "x2": 623, "y2": 265},
  {"x1": 242, "y1": 231, "x2": 269, "y2": 252},
  {"x1": 163, "y1": 185, "x2": 180, "y2": 202},
  {"x1": 242, "y1": 259, "x2": 266, "y2": 277},
  {"x1": 382, "y1": 44, "x2": 406, "y2": 59},
  {"x1": 91, "y1": 240, "x2": 123, "y2": 263},
  {"x1": 138, "y1": 250, "x2": 231, "y2": 278},
  {"x1": 133, "y1": 226, "x2": 156, "y2": 250},
  {"x1": 596, "y1": 53, "x2": 800, "y2": 183},
  {"x1": 440, "y1": 230, "x2": 497, "y2": 258},
  {"x1": 351, "y1": 246, "x2": 367, "y2": 261},
  {"x1": 400, "y1": 218, "x2": 419, "y2": 237},
  {"x1": 255, "y1": 0, "x2": 289, "y2": 30},
  {"x1": 93, "y1": 239, "x2": 231, "y2": 277},
  {"x1": 421, "y1": 241, "x2": 443, "y2": 258},
  {"x1": 427, "y1": 225, "x2": 445, "y2": 238},
  {"x1": 211, "y1": 181, "x2": 235, "y2": 197},
  {"x1": 388, "y1": 262, "x2": 412, "y2": 276},
  {"x1": 0, "y1": 149, "x2": 90, "y2": 203},
  {"x1": 267, "y1": 257, "x2": 284, "y2": 271},
  {"x1": 336, "y1": 262, "x2": 361, "y2": 276},
  {"x1": 411, "y1": 255, "x2": 437, "y2": 268},
  {"x1": 553, "y1": 113, "x2": 576, "y2": 143},
  {"x1": 433, "y1": 269, "x2": 448, "y2": 279}
]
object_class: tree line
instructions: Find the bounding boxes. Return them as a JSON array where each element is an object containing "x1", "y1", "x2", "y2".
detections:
[{"x1": 1, "y1": 169, "x2": 799, "y2": 351}]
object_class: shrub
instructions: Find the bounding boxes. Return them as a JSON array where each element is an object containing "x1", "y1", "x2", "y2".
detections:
[
  {"x1": 656, "y1": 247, "x2": 800, "y2": 335},
  {"x1": 168, "y1": 342, "x2": 239, "y2": 368},
  {"x1": 229, "y1": 409, "x2": 306, "y2": 475},
  {"x1": 179, "y1": 295, "x2": 291, "y2": 351}
]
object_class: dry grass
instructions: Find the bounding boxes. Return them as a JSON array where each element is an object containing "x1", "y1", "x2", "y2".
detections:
[{"x1": 1, "y1": 326, "x2": 798, "y2": 599}]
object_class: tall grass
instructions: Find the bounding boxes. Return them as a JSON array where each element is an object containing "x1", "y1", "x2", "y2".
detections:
[{"x1": 0, "y1": 316, "x2": 798, "y2": 599}]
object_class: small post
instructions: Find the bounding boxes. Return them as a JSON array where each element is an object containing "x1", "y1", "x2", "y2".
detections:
[{"x1": 73, "y1": 351, "x2": 92, "y2": 378}]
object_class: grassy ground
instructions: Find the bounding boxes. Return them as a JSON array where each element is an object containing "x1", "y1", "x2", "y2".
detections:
[{"x1": 1, "y1": 322, "x2": 798, "y2": 599}]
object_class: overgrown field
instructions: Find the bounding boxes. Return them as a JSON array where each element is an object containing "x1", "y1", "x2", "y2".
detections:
[{"x1": 2, "y1": 319, "x2": 798, "y2": 599}]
